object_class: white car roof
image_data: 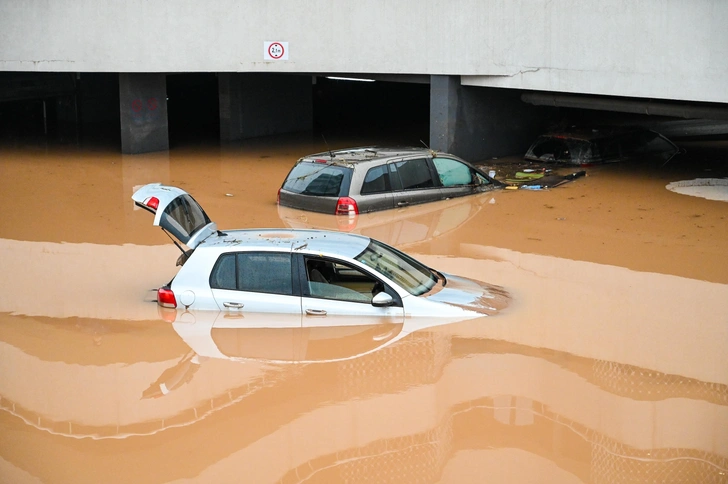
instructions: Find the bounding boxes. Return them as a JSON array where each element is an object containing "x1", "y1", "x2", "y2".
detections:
[{"x1": 201, "y1": 229, "x2": 373, "y2": 258}]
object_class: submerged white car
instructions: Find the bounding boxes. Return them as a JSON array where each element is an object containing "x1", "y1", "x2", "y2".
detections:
[{"x1": 132, "y1": 183, "x2": 509, "y2": 319}]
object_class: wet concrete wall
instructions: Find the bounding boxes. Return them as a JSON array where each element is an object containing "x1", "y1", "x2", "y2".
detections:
[{"x1": 2, "y1": 1, "x2": 726, "y2": 104}]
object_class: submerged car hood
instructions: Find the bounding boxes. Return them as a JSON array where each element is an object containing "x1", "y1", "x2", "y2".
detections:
[{"x1": 423, "y1": 273, "x2": 510, "y2": 316}]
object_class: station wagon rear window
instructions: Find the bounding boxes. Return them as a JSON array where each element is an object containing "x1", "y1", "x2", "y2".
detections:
[{"x1": 283, "y1": 162, "x2": 352, "y2": 197}]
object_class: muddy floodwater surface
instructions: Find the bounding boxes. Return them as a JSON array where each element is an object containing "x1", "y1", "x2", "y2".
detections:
[{"x1": 0, "y1": 136, "x2": 727, "y2": 483}]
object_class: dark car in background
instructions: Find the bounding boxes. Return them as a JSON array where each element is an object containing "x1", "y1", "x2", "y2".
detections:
[
  {"x1": 524, "y1": 127, "x2": 681, "y2": 166},
  {"x1": 277, "y1": 147, "x2": 502, "y2": 215}
]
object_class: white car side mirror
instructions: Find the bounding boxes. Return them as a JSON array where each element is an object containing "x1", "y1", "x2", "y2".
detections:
[{"x1": 372, "y1": 292, "x2": 394, "y2": 307}]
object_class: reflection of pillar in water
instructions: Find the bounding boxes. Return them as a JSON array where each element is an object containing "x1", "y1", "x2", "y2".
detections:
[
  {"x1": 335, "y1": 331, "x2": 451, "y2": 399},
  {"x1": 493, "y1": 395, "x2": 535, "y2": 426},
  {"x1": 337, "y1": 416, "x2": 453, "y2": 484},
  {"x1": 278, "y1": 415, "x2": 454, "y2": 484},
  {"x1": 288, "y1": 331, "x2": 454, "y2": 483},
  {"x1": 592, "y1": 359, "x2": 728, "y2": 405},
  {"x1": 589, "y1": 432, "x2": 728, "y2": 484}
]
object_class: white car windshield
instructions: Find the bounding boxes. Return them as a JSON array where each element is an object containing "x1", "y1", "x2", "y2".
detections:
[{"x1": 354, "y1": 239, "x2": 437, "y2": 296}]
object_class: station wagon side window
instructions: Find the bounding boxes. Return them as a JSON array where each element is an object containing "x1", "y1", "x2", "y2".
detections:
[
  {"x1": 389, "y1": 158, "x2": 436, "y2": 191},
  {"x1": 433, "y1": 157, "x2": 482, "y2": 186},
  {"x1": 360, "y1": 165, "x2": 391, "y2": 194},
  {"x1": 210, "y1": 252, "x2": 293, "y2": 295}
]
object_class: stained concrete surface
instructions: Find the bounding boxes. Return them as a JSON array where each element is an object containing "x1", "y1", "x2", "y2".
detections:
[{"x1": 0, "y1": 134, "x2": 726, "y2": 483}]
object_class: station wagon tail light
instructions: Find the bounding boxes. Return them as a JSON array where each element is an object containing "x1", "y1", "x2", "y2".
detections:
[
  {"x1": 144, "y1": 197, "x2": 160, "y2": 210},
  {"x1": 276, "y1": 188, "x2": 281, "y2": 204},
  {"x1": 157, "y1": 287, "x2": 177, "y2": 308},
  {"x1": 335, "y1": 197, "x2": 359, "y2": 215}
]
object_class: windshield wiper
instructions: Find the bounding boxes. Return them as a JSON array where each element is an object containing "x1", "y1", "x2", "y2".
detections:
[{"x1": 430, "y1": 268, "x2": 447, "y2": 286}]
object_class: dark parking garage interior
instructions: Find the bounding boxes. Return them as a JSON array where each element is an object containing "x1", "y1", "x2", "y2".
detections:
[{"x1": 1, "y1": 71, "x2": 726, "y2": 156}]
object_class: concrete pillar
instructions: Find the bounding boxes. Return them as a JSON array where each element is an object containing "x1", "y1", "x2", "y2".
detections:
[
  {"x1": 119, "y1": 73, "x2": 169, "y2": 154},
  {"x1": 430, "y1": 75, "x2": 553, "y2": 162},
  {"x1": 55, "y1": 94, "x2": 78, "y2": 143},
  {"x1": 219, "y1": 73, "x2": 312, "y2": 141},
  {"x1": 218, "y1": 73, "x2": 243, "y2": 142},
  {"x1": 429, "y1": 75, "x2": 460, "y2": 154}
]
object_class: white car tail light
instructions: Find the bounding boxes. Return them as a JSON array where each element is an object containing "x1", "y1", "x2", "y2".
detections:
[
  {"x1": 157, "y1": 287, "x2": 177, "y2": 308},
  {"x1": 144, "y1": 196, "x2": 160, "y2": 210}
]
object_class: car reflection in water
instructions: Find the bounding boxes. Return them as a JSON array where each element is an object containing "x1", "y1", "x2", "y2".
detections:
[
  {"x1": 149, "y1": 306, "x2": 472, "y2": 398},
  {"x1": 1, "y1": 311, "x2": 726, "y2": 483},
  {"x1": 278, "y1": 189, "x2": 494, "y2": 249}
]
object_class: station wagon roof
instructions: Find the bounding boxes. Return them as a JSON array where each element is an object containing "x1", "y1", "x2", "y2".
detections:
[
  {"x1": 301, "y1": 146, "x2": 438, "y2": 165},
  {"x1": 203, "y1": 229, "x2": 372, "y2": 258}
]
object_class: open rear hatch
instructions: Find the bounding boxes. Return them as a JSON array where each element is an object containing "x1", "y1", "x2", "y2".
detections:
[{"x1": 132, "y1": 183, "x2": 218, "y2": 251}]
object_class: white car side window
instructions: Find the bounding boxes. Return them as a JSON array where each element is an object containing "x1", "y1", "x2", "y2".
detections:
[
  {"x1": 305, "y1": 258, "x2": 383, "y2": 303},
  {"x1": 210, "y1": 252, "x2": 293, "y2": 295}
]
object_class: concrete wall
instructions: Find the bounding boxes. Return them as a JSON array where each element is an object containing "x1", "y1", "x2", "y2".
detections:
[{"x1": 1, "y1": 0, "x2": 726, "y2": 104}]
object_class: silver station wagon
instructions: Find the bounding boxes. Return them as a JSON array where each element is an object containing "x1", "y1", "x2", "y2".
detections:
[
  {"x1": 277, "y1": 147, "x2": 503, "y2": 215},
  {"x1": 132, "y1": 183, "x2": 509, "y2": 320}
]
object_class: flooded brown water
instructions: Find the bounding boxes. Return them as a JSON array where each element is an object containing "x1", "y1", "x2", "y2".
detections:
[{"x1": 1, "y1": 135, "x2": 727, "y2": 483}]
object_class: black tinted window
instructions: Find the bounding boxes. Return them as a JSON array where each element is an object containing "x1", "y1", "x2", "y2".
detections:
[
  {"x1": 238, "y1": 252, "x2": 292, "y2": 295},
  {"x1": 360, "y1": 165, "x2": 391, "y2": 194},
  {"x1": 210, "y1": 254, "x2": 236, "y2": 290},
  {"x1": 391, "y1": 158, "x2": 435, "y2": 190},
  {"x1": 209, "y1": 252, "x2": 292, "y2": 295},
  {"x1": 283, "y1": 162, "x2": 352, "y2": 197}
]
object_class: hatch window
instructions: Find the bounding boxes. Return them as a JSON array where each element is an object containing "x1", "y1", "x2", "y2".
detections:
[
  {"x1": 282, "y1": 162, "x2": 352, "y2": 197},
  {"x1": 160, "y1": 194, "x2": 211, "y2": 243}
]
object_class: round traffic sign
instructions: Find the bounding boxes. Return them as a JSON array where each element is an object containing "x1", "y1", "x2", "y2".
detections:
[{"x1": 268, "y1": 42, "x2": 285, "y2": 59}]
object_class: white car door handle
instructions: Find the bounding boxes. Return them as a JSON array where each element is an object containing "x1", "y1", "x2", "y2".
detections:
[
  {"x1": 305, "y1": 309, "x2": 327, "y2": 316},
  {"x1": 223, "y1": 302, "x2": 244, "y2": 309}
]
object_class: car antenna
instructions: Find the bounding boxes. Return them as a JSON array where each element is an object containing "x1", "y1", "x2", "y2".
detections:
[
  {"x1": 420, "y1": 139, "x2": 435, "y2": 155},
  {"x1": 322, "y1": 134, "x2": 335, "y2": 159}
]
